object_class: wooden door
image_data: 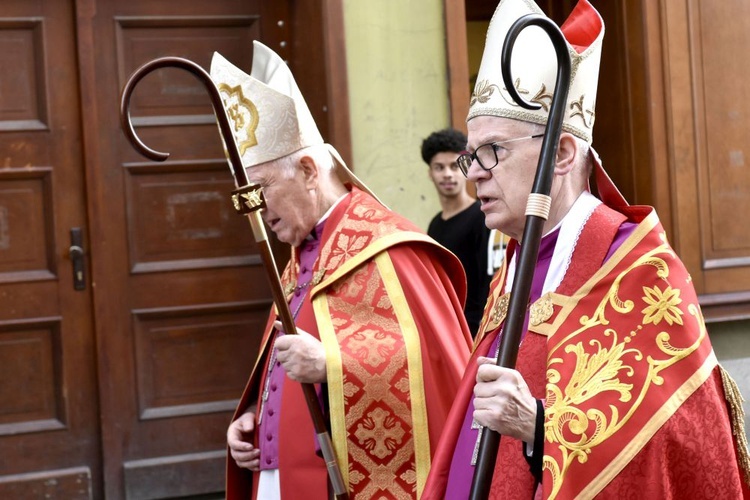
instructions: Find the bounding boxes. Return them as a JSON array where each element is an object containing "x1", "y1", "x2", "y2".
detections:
[
  {"x1": 0, "y1": 0, "x2": 349, "y2": 497},
  {"x1": 0, "y1": 0, "x2": 102, "y2": 497},
  {"x1": 75, "y1": 0, "x2": 276, "y2": 498}
]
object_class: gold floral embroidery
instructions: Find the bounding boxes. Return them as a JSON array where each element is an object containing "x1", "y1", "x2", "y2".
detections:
[
  {"x1": 471, "y1": 79, "x2": 501, "y2": 106},
  {"x1": 529, "y1": 83, "x2": 553, "y2": 111},
  {"x1": 400, "y1": 468, "x2": 417, "y2": 486},
  {"x1": 569, "y1": 95, "x2": 595, "y2": 129},
  {"x1": 354, "y1": 407, "x2": 406, "y2": 459},
  {"x1": 492, "y1": 294, "x2": 509, "y2": 324},
  {"x1": 329, "y1": 233, "x2": 371, "y2": 269},
  {"x1": 545, "y1": 330, "x2": 638, "y2": 497},
  {"x1": 348, "y1": 467, "x2": 365, "y2": 485},
  {"x1": 530, "y1": 295, "x2": 554, "y2": 326},
  {"x1": 496, "y1": 78, "x2": 553, "y2": 111},
  {"x1": 394, "y1": 377, "x2": 411, "y2": 393},
  {"x1": 544, "y1": 244, "x2": 706, "y2": 498},
  {"x1": 346, "y1": 329, "x2": 398, "y2": 368},
  {"x1": 641, "y1": 285, "x2": 683, "y2": 326}
]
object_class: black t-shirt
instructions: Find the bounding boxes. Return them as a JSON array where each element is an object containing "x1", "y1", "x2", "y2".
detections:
[{"x1": 427, "y1": 200, "x2": 491, "y2": 337}]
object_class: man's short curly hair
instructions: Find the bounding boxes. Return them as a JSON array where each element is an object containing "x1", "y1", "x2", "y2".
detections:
[{"x1": 420, "y1": 128, "x2": 467, "y2": 165}]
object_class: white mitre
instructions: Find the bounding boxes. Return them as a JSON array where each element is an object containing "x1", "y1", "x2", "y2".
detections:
[
  {"x1": 469, "y1": 0, "x2": 604, "y2": 143},
  {"x1": 210, "y1": 41, "x2": 375, "y2": 197}
]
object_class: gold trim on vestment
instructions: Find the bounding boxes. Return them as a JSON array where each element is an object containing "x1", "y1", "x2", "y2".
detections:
[
  {"x1": 527, "y1": 292, "x2": 564, "y2": 337},
  {"x1": 538, "y1": 209, "x2": 709, "y2": 497},
  {"x1": 375, "y1": 252, "x2": 431, "y2": 496},
  {"x1": 544, "y1": 211, "x2": 661, "y2": 351},
  {"x1": 474, "y1": 257, "x2": 509, "y2": 350},
  {"x1": 579, "y1": 350, "x2": 717, "y2": 498},
  {"x1": 529, "y1": 294, "x2": 554, "y2": 326},
  {"x1": 311, "y1": 231, "x2": 438, "y2": 298},
  {"x1": 313, "y1": 294, "x2": 350, "y2": 488}
]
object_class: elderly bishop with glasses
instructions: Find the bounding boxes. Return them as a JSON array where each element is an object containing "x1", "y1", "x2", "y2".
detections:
[{"x1": 423, "y1": 0, "x2": 750, "y2": 498}]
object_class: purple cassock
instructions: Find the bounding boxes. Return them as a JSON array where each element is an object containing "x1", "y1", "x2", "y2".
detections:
[{"x1": 258, "y1": 219, "x2": 327, "y2": 470}]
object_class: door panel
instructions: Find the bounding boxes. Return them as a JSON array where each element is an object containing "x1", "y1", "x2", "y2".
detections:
[
  {"x1": 0, "y1": 0, "x2": 100, "y2": 497},
  {"x1": 76, "y1": 0, "x2": 272, "y2": 498}
]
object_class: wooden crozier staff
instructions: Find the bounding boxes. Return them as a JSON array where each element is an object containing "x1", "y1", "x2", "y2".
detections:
[
  {"x1": 469, "y1": 14, "x2": 572, "y2": 500},
  {"x1": 119, "y1": 57, "x2": 349, "y2": 500}
]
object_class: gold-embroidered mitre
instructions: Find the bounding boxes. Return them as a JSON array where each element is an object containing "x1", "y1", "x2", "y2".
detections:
[
  {"x1": 209, "y1": 42, "x2": 377, "y2": 198},
  {"x1": 469, "y1": 0, "x2": 604, "y2": 143},
  {"x1": 210, "y1": 41, "x2": 322, "y2": 167}
]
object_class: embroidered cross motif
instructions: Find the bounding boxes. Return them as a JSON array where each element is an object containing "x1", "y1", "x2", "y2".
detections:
[
  {"x1": 217, "y1": 83, "x2": 259, "y2": 154},
  {"x1": 354, "y1": 407, "x2": 406, "y2": 459}
]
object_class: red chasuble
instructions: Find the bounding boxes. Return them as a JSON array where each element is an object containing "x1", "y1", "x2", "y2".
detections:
[
  {"x1": 423, "y1": 202, "x2": 750, "y2": 499},
  {"x1": 226, "y1": 188, "x2": 472, "y2": 500}
]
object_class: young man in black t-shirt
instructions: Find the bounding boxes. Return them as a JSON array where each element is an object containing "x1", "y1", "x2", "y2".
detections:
[{"x1": 421, "y1": 128, "x2": 494, "y2": 337}]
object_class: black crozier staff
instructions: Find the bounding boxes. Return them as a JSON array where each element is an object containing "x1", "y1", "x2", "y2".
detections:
[{"x1": 469, "y1": 14, "x2": 572, "y2": 500}]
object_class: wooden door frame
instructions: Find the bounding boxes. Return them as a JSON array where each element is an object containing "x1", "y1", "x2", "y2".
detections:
[
  {"x1": 293, "y1": 0, "x2": 353, "y2": 166},
  {"x1": 321, "y1": 0, "x2": 354, "y2": 166},
  {"x1": 444, "y1": 0, "x2": 471, "y2": 134}
]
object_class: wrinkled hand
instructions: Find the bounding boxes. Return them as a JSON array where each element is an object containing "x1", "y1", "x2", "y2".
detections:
[
  {"x1": 473, "y1": 356, "x2": 537, "y2": 444},
  {"x1": 227, "y1": 408, "x2": 260, "y2": 471},
  {"x1": 273, "y1": 320, "x2": 327, "y2": 383}
]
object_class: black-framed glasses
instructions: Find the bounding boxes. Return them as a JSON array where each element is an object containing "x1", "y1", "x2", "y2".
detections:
[{"x1": 456, "y1": 133, "x2": 544, "y2": 176}]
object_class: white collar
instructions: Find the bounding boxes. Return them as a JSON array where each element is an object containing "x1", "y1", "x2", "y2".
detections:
[
  {"x1": 318, "y1": 192, "x2": 348, "y2": 225},
  {"x1": 305, "y1": 192, "x2": 349, "y2": 241}
]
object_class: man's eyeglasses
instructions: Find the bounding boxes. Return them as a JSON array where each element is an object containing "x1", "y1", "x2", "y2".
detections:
[{"x1": 456, "y1": 133, "x2": 544, "y2": 176}]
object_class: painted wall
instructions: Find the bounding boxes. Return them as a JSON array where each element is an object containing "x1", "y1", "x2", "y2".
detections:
[
  {"x1": 342, "y1": 3, "x2": 750, "y2": 437},
  {"x1": 342, "y1": 0, "x2": 450, "y2": 230}
]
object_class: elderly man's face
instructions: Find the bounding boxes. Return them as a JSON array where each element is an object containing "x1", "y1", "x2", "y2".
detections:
[
  {"x1": 466, "y1": 116, "x2": 544, "y2": 240},
  {"x1": 246, "y1": 161, "x2": 318, "y2": 247}
]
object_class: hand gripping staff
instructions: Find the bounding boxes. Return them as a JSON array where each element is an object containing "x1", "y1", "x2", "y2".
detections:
[
  {"x1": 469, "y1": 14, "x2": 572, "y2": 500},
  {"x1": 119, "y1": 57, "x2": 349, "y2": 500}
]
